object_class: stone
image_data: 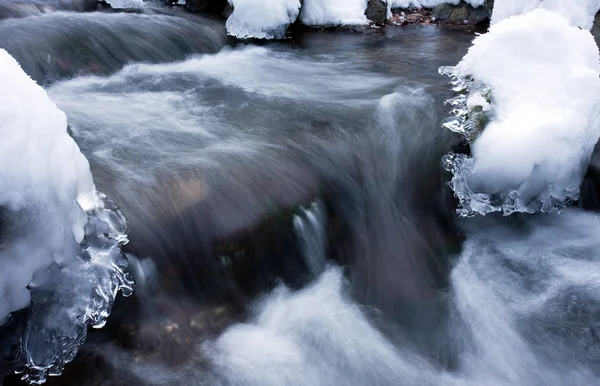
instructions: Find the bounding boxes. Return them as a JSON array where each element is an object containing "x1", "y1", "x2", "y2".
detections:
[
  {"x1": 484, "y1": 0, "x2": 494, "y2": 15},
  {"x1": 431, "y1": 3, "x2": 453, "y2": 20},
  {"x1": 365, "y1": 0, "x2": 387, "y2": 25},
  {"x1": 431, "y1": 1, "x2": 490, "y2": 25},
  {"x1": 591, "y1": 11, "x2": 600, "y2": 49},
  {"x1": 183, "y1": 0, "x2": 227, "y2": 15}
]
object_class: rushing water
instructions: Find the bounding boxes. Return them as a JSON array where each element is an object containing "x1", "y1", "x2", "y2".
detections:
[{"x1": 2, "y1": 4, "x2": 600, "y2": 386}]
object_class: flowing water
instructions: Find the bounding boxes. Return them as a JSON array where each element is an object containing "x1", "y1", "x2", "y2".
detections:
[{"x1": 2, "y1": 5, "x2": 600, "y2": 386}]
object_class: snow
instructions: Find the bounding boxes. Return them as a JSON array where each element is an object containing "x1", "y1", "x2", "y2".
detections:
[
  {"x1": 0, "y1": 49, "x2": 133, "y2": 383},
  {"x1": 104, "y1": 0, "x2": 144, "y2": 8},
  {"x1": 441, "y1": 8, "x2": 600, "y2": 216},
  {"x1": 300, "y1": 0, "x2": 368, "y2": 26},
  {"x1": 226, "y1": 0, "x2": 301, "y2": 39},
  {"x1": 0, "y1": 48, "x2": 95, "y2": 320},
  {"x1": 227, "y1": 0, "x2": 493, "y2": 32},
  {"x1": 491, "y1": 0, "x2": 600, "y2": 29}
]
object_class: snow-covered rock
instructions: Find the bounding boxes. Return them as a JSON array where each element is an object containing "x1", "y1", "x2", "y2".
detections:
[
  {"x1": 441, "y1": 8, "x2": 600, "y2": 216},
  {"x1": 226, "y1": 0, "x2": 301, "y2": 39},
  {"x1": 0, "y1": 48, "x2": 133, "y2": 383},
  {"x1": 104, "y1": 0, "x2": 144, "y2": 8},
  {"x1": 300, "y1": 0, "x2": 369, "y2": 26},
  {"x1": 491, "y1": 0, "x2": 600, "y2": 29}
]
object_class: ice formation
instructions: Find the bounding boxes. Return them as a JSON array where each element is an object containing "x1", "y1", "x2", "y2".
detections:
[
  {"x1": 0, "y1": 49, "x2": 133, "y2": 383},
  {"x1": 226, "y1": 0, "x2": 301, "y2": 39},
  {"x1": 300, "y1": 0, "x2": 368, "y2": 26},
  {"x1": 491, "y1": 0, "x2": 600, "y2": 29},
  {"x1": 440, "y1": 7, "x2": 600, "y2": 216}
]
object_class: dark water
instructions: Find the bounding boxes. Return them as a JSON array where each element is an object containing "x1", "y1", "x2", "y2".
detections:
[
  {"x1": 0, "y1": 7, "x2": 226, "y2": 82},
  {"x1": 44, "y1": 25, "x2": 471, "y2": 308},
  {"x1": 4, "y1": 6, "x2": 600, "y2": 386}
]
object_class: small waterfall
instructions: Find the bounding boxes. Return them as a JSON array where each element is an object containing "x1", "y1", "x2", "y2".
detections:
[{"x1": 293, "y1": 201, "x2": 327, "y2": 277}]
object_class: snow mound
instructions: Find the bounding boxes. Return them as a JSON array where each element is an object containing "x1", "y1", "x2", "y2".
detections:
[
  {"x1": 491, "y1": 0, "x2": 600, "y2": 29},
  {"x1": 0, "y1": 49, "x2": 133, "y2": 384},
  {"x1": 300, "y1": 0, "x2": 368, "y2": 26},
  {"x1": 104, "y1": 0, "x2": 144, "y2": 8},
  {"x1": 440, "y1": 8, "x2": 600, "y2": 216},
  {"x1": 226, "y1": 0, "x2": 301, "y2": 39}
]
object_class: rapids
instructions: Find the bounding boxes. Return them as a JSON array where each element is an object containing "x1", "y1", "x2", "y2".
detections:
[{"x1": 1, "y1": 3, "x2": 600, "y2": 386}]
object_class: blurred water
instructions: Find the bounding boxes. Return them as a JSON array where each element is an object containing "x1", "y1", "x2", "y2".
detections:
[
  {"x1": 3, "y1": 8, "x2": 600, "y2": 386},
  {"x1": 0, "y1": 8, "x2": 226, "y2": 82}
]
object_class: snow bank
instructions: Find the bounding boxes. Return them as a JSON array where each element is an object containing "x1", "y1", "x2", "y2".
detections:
[
  {"x1": 226, "y1": 0, "x2": 301, "y2": 39},
  {"x1": 441, "y1": 8, "x2": 600, "y2": 216},
  {"x1": 0, "y1": 49, "x2": 133, "y2": 383},
  {"x1": 491, "y1": 0, "x2": 600, "y2": 29},
  {"x1": 300, "y1": 0, "x2": 368, "y2": 26}
]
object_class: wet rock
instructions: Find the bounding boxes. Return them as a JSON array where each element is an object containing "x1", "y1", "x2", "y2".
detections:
[
  {"x1": 484, "y1": 0, "x2": 494, "y2": 15},
  {"x1": 591, "y1": 11, "x2": 600, "y2": 49},
  {"x1": 388, "y1": 9, "x2": 433, "y2": 26},
  {"x1": 431, "y1": 1, "x2": 490, "y2": 25},
  {"x1": 183, "y1": 0, "x2": 227, "y2": 15},
  {"x1": 581, "y1": 141, "x2": 600, "y2": 211},
  {"x1": 365, "y1": 0, "x2": 387, "y2": 25}
]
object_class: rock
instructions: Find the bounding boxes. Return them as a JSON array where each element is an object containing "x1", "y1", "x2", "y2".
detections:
[
  {"x1": 431, "y1": 3, "x2": 452, "y2": 20},
  {"x1": 591, "y1": 11, "x2": 600, "y2": 49},
  {"x1": 365, "y1": 0, "x2": 386, "y2": 25},
  {"x1": 183, "y1": 0, "x2": 227, "y2": 15},
  {"x1": 484, "y1": 0, "x2": 494, "y2": 15},
  {"x1": 365, "y1": 0, "x2": 387, "y2": 25},
  {"x1": 431, "y1": 1, "x2": 490, "y2": 25}
]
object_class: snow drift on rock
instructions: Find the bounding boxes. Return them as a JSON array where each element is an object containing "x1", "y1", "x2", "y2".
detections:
[
  {"x1": 491, "y1": 0, "x2": 600, "y2": 29},
  {"x1": 300, "y1": 0, "x2": 368, "y2": 26},
  {"x1": 441, "y1": 8, "x2": 600, "y2": 216},
  {"x1": 226, "y1": 0, "x2": 301, "y2": 39},
  {"x1": 0, "y1": 49, "x2": 133, "y2": 384},
  {"x1": 104, "y1": 0, "x2": 144, "y2": 8},
  {"x1": 0, "y1": 48, "x2": 94, "y2": 320}
]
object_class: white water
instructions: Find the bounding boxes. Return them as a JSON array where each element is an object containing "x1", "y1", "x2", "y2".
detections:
[
  {"x1": 103, "y1": 209, "x2": 600, "y2": 386},
  {"x1": 4, "y1": 1, "x2": 600, "y2": 384}
]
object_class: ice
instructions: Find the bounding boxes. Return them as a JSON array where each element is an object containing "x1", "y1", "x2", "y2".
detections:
[
  {"x1": 440, "y1": 8, "x2": 600, "y2": 216},
  {"x1": 300, "y1": 0, "x2": 368, "y2": 26},
  {"x1": 0, "y1": 49, "x2": 133, "y2": 383},
  {"x1": 491, "y1": 0, "x2": 600, "y2": 29},
  {"x1": 226, "y1": 0, "x2": 301, "y2": 39}
]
